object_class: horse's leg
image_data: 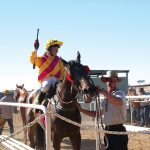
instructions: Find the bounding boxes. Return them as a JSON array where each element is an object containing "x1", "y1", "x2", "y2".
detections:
[
  {"x1": 27, "y1": 108, "x2": 36, "y2": 148},
  {"x1": 35, "y1": 124, "x2": 45, "y2": 150},
  {"x1": 69, "y1": 132, "x2": 81, "y2": 150},
  {"x1": 52, "y1": 131, "x2": 62, "y2": 150},
  {"x1": 28, "y1": 125, "x2": 36, "y2": 148},
  {"x1": 20, "y1": 107, "x2": 27, "y2": 144}
]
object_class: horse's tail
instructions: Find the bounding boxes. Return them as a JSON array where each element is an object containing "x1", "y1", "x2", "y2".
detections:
[{"x1": 35, "y1": 124, "x2": 45, "y2": 149}]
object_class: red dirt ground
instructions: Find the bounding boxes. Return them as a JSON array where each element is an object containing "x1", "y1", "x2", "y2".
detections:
[{"x1": 0, "y1": 113, "x2": 150, "y2": 150}]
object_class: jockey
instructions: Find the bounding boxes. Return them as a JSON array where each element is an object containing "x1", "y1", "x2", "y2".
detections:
[{"x1": 29, "y1": 39, "x2": 66, "y2": 113}]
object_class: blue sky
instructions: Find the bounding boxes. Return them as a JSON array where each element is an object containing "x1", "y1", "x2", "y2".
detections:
[{"x1": 0, "y1": 0, "x2": 150, "y2": 91}]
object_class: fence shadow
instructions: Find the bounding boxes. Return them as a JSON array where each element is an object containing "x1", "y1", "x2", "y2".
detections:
[{"x1": 61, "y1": 138, "x2": 105, "y2": 150}]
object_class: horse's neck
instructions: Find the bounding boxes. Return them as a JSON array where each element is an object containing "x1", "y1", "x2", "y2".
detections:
[
  {"x1": 61, "y1": 78, "x2": 72, "y2": 92},
  {"x1": 57, "y1": 78, "x2": 78, "y2": 106},
  {"x1": 61, "y1": 78, "x2": 78, "y2": 95}
]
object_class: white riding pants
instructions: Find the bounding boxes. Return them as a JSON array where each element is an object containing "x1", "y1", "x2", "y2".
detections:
[{"x1": 41, "y1": 77, "x2": 58, "y2": 93}]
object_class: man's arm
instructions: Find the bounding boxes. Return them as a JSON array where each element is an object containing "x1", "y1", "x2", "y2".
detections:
[
  {"x1": 97, "y1": 87, "x2": 123, "y2": 106},
  {"x1": 76, "y1": 102, "x2": 101, "y2": 117}
]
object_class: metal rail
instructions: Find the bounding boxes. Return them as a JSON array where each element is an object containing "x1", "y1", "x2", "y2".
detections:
[{"x1": 0, "y1": 102, "x2": 52, "y2": 150}]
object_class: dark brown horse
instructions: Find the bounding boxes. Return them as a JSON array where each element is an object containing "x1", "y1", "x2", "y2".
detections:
[{"x1": 27, "y1": 52, "x2": 97, "y2": 150}]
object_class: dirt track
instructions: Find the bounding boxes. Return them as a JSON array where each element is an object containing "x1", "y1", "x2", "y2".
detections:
[{"x1": 0, "y1": 113, "x2": 150, "y2": 150}]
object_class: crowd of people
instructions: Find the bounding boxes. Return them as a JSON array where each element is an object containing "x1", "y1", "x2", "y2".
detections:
[{"x1": 128, "y1": 87, "x2": 150, "y2": 127}]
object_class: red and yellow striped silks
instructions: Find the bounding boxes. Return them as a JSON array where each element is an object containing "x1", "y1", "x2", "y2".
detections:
[
  {"x1": 29, "y1": 51, "x2": 66, "y2": 83},
  {"x1": 38, "y1": 55, "x2": 60, "y2": 81}
]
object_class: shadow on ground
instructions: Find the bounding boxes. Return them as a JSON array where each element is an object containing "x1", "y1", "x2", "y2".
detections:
[{"x1": 61, "y1": 138, "x2": 105, "y2": 150}]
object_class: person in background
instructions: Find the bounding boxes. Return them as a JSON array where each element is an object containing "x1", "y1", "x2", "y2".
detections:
[
  {"x1": 76, "y1": 70, "x2": 128, "y2": 150},
  {"x1": 0, "y1": 90, "x2": 15, "y2": 135},
  {"x1": 128, "y1": 88, "x2": 140, "y2": 126},
  {"x1": 139, "y1": 88, "x2": 150, "y2": 127},
  {"x1": 29, "y1": 39, "x2": 66, "y2": 113}
]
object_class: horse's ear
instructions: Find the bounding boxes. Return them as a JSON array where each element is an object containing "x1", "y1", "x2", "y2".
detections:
[
  {"x1": 60, "y1": 57, "x2": 69, "y2": 67},
  {"x1": 16, "y1": 84, "x2": 18, "y2": 88},
  {"x1": 76, "y1": 51, "x2": 81, "y2": 63}
]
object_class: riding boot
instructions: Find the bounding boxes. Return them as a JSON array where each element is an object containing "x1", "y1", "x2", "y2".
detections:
[{"x1": 35, "y1": 91, "x2": 46, "y2": 113}]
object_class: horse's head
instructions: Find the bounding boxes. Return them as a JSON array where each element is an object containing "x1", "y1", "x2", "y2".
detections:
[
  {"x1": 15, "y1": 84, "x2": 28, "y2": 103},
  {"x1": 61, "y1": 51, "x2": 97, "y2": 103},
  {"x1": 14, "y1": 84, "x2": 22, "y2": 102}
]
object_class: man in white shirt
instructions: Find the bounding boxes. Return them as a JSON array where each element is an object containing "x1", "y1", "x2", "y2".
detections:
[{"x1": 76, "y1": 70, "x2": 128, "y2": 150}]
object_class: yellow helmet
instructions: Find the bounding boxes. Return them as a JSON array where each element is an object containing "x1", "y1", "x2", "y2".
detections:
[
  {"x1": 3, "y1": 90, "x2": 9, "y2": 95},
  {"x1": 45, "y1": 40, "x2": 63, "y2": 50}
]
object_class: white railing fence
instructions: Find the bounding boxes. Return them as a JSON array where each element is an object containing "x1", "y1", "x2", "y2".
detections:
[{"x1": 0, "y1": 102, "x2": 52, "y2": 150}]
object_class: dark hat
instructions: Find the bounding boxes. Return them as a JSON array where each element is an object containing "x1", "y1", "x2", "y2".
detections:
[{"x1": 101, "y1": 70, "x2": 122, "y2": 82}]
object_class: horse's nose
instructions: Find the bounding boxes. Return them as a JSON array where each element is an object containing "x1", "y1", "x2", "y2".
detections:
[
  {"x1": 83, "y1": 86, "x2": 97, "y2": 95},
  {"x1": 83, "y1": 89, "x2": 89, "y2": 94},
  {"x1": 89, "y1": 86, "x2": 97, "y2": 95}
]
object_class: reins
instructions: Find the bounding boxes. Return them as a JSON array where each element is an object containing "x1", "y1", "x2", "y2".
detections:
[
  {"x1": 88, "y1": 75, "x2": 109, "y2": 150},
  {"x1": 95, "y1": 92, "x2": 102, "y2": 150}
]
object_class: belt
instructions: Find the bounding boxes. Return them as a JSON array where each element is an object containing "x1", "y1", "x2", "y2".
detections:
[{"x1": 105, "y1": 124, "x2": 123, "y2": 130}]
